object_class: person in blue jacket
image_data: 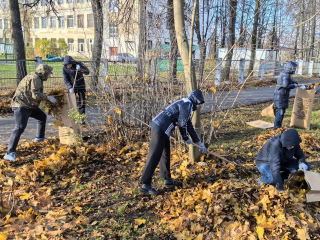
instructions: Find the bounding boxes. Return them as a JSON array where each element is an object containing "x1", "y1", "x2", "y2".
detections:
[
  {"x1": 255, "y1": 129, "x2": 310, "y2": 191},
  {"x1": 273, "y1": 61, "x2": 299, "y2": 129},
  {"x1": 140, "y1": 89, "x2": 208, "y2": 195},
  {"x1": 63, "y1": 56, "x2": 90, "y2": 122}
]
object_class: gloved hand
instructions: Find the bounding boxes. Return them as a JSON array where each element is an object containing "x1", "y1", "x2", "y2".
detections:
[
  {"x1": 69, "y1": 88, "x2": 74, "y2": 93},
  {"x1": 294, "y1": 83, "x2": 299, "y2": 88},
  {"x1": 299, "y1": 162, "x2": 308, "y2": 172},
  {"x1": 48, "y1": 96, "x2": 58, "y2": 104},
  {"x1": 185, "y1": 138, "x2": 192, "y2": 145},
  {"x1": 196, "y1": 141, "x2": 208, "y2": 154},
  {"x1": 300, "y1": 85, "x2": 306, "y2": 90},
  {"x1": 76, "y1": 64, "x2": 81, "y2": 70}
]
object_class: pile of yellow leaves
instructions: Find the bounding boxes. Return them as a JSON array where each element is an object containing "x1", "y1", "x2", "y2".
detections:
[
  {"x1": 0, "y1": 90, "x2": 15, "y2": 115},
  {"x1": 43, "y1": 87, "x2": 67, "y2": 118}
]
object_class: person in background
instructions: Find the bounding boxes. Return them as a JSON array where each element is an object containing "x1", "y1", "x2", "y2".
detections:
[
  {"x1": 140, "y1": 89, "x2": 208, "y2": 195},
  {"x1": 255, "y1": 129, "x2": 310, "y2": 191},
  {"x1": 4, "y1": 64, "x2": 57, "y2": 161},
  {"x1": 273, "y1": 61, "x2": 299, "y2": 129},
  {"x1": 63, "y1": 56, "x2": 90, "y2": 124}
]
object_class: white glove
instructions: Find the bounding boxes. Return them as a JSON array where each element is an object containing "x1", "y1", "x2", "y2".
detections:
[
  {"x1": 185, "y1": 138, "x2": 192, "y2": 145},
  {"x1": 48, "y1": 96, "x2": 57, "y2": 104},
  {"x1": 76, "y1": 64, "x2": 81, "y2": 70},
  {"x1": 299, "y1": 162, "x2": 308, "y2": 172},
  {"x1": 196, "y1": 141, "x2": 208, "y2": 154},
  {"x1": 69, "y1": 88, "x2": 74, "y2": 93},
  {"x1": 300, "y1": 85, "x2": 306, "y2": 90}
]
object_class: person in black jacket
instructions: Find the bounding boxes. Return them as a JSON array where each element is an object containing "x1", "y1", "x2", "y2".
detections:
[
  {"x1": 273, "y1": 61, "x2": 298, "y2": 129},
  {"x1": 63, "y1": 56, "x2": 90, "y2": 120},
  {"x1": 255, "y1": 129, "x2": 310, "y2": 191},
  {"x1": 140, "y1": 89, "x2": 208, "y2": 195}
]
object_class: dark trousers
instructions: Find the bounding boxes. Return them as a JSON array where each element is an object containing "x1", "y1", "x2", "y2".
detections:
[
  {"x1": 141, "y1": 130, "x2": 171, "y2": 184},
  {"x1": 274, "y1": 108, "x2": 286, "y2": 129},
  {"x1": 75, "y1": 90, "x2": 86, "y2": 115},
  {"x1": 7, "y1": 107, "x2": 47, "y2": 153}
]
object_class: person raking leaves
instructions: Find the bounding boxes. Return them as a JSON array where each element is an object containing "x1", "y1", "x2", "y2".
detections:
[
  {"x1": 3, "y1": 64, "x2": 58, "y2": 161},
  {"x1": 255, "y1": 128, "x2": 310, "y2": 191},
  {"x1": 140, "y1": 89, "x2": 208, "y2": 195}
]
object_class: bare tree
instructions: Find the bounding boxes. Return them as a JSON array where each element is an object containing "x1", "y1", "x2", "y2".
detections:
[
  {"x1": 248, "y1": 0, "x2": 260, "y2": 74},
  {"x1": 137, "y1": 0, "x2": 147, "y2": 78},
  {"x1": 167, "y1": 0, "x2": 178, "y2": 83}
]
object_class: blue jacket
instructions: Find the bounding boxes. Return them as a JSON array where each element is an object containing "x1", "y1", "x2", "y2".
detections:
[
  {"x1": 274, "y1": 62, "x2": 298, "y2": 109},
  {"x1": 150, "y1": 89, "x2": 204, "y2": 143},
  {"x1": 63, "y1": 56, "x2": 90, "y2": 91},
  {"x1": 255, "y1": 129, "x2": 306, "y2": 190}
]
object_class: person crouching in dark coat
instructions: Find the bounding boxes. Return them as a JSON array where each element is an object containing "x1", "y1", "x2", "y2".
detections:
[
  {"x1": 255, "y1": 129, "x2": 310, "y2": 191},
  {"x1": 63, "y1": 56, "x2": 90, "y2": 122},
  {"x1": 140, "y1": 89, "x2": 208, "y2": 195},
  {"x1": 273, "y1": 61, "x2": 298, "y2": 129}
]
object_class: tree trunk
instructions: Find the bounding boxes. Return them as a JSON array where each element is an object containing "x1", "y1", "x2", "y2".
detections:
[
  {"x1": 91, "y1": 0, "x2": 103, "y2": 91},
  {"x1": 137, "y1": 0, "x2": 147, "y2": 78},
  {"x1": 238, "y1": 0, "x2": 246, "y2": 47},
  {"x1": 224, "y1": 0, "x2": 238, "y2": 81},
  {"x1": 298, "y1": 0, "x2": 304, "y2": 60},
  {"x1": 270, "y1": 2, "x2": 278, "y2": 50},
  {"x1": 221, "y1": 0, "x2": 227, "y2": 48},
  {"x1": 294, "y1": 27, "x2": 299, "y2": 59},
  {"x1": 167, "y1": 0, "x2": 178, "y2": 83},
  {"x1": 10, "y1": 0, "x2": 27, "y2": 84},
  {"x1": 173, "y1": 0, "x2": 200, "y2": 162},
  {"x1": 248, "y1": 0, "x2": 259, "y2": 74},
  {"x1": 309, "y1": 0, "x2": 316, "y2": 59}
]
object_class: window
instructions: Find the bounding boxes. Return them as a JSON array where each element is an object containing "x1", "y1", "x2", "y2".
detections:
[
  {"x1": 3, "y1": 0, "x2": 7, "y2": 10},
  {"x1": 66, "y1": 0, "x2": 72, "y2": 3},
  {"x1": 50, "y1": 16, "x2": 56, "y2": 28},
  {"x1": 78, "y1": 39, "x2": 84, "y2": 52},
  {"x1": 109, "y1": 24, "x2": 118, "y2": 38},
  {"x1": 68, "y1": 38, "x2": 74, "y2": 51},
  {"x1": 148, "y1": 12, "x2": 153, "y2": 23},
  {"x1": 110, "y1": 47, "x2": 118, "y2": 56},
  {"x1": 148, "y1": 40, "x2": 152, "y2": 50},
  {"x1": 109, "y1": 0, "x2": 119, "y2": 12},
  {"x1": 0, "y1": 20, "x2": 2, "y2": 29},
  {"x1": 4, "y1": 19, "x2": 8, "y2": 29},
  {"x1": 0, "y1": 38, "x2": 3, "y2": 44},
  {"x1": 41, "y1": 0, "x2": 46, "y2": 6},
  {"x1": 35, "y1": 38, "x2": 40, "y2": 44},
  {"x1": 77, "y1": 15, "x2": 84, "y2": 28},
  {"x1": 51, "y1": 38, "x2": 56, "y2": 47},
  {"x1": 87, "y1": 14, "x2": 93, "y2": 28},
  {"x1": 58, "y1": 16, "x2": 64, "y2": 28},
  {"x1": 58, "y1": 0, "x2": 63, "y2": 3},
  {"x1": 87, "y1": 0, "x2": 91, "y2": 2},
  {"x1": 34, "y1": 17, "x2": 39, "y2": 29},
  {"x1": 42, "y1": 17, "x2": 47, "y2": 28},
  {"x1": 88, "y1": 39, "x2": 93, "y2": 52},
  {"x1": 77, "y1": 0, "x2": 83, "y2": 3},
  {"x1": 67, "y1": 15, "x2": 73, "y2": 28}
]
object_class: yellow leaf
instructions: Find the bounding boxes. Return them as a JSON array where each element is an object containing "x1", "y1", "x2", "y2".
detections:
[
  {"x1": 108, "y1": 115, "x2": 113, "y2": 125},
  {"x1": 209, "y1": 86, "x2": 216, "y2": 94},
  {"x1": 195, "y1": 233, "x2": 203, "y2": 240},
  {"x1": 106, "y1": 75, "x2": 110, "y2": 83},
  {"x1": 74, "y1": 206, "x2": 82, "y2": 213},
  {"x1": 256, "y1": 226, "x2": 264, "y2": 240},
  {"x1": 114, "y1": 107, "x2": 121, "y2": 116},
  {"x1": 296, "y1": 227, "x2": 308, "y2": 240},
  {"x1": 20, "y1": 192, "x2": 30, "y2": 200},
  {"x1": 247, "y1": 152, "x2": 253, "y2": 156},
  {"x1": 214, "y1": 120, "x2": 220, "y2": 128},
  {"x1": 53, "y1": 120, "x2": 61, "y2": 127},
  {"x1": 0, "y1": 232, "x2": 8, "y2": 240},
  {"x1": 134, "y1": 218, "x2": 146, "y2": 226}
]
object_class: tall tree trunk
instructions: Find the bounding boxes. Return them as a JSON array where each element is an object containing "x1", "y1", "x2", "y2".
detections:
[
  {"x1": 211, "y1": 11, "x2": 219, "y2": 58},
  {"x1": 221, "y1": 0, "x2": 227, "y2": 48},
  {"x1": 270, "y1": 2, "x2": 278, "y2": 50},
  {"x1": 238, "y1": 0, "x2": 246, "y2": 47},
  {"x1": 294, "y1": 27, "x2": 299, "y2": 59},
  {"x1": 298, "y1": 0, "x2": 304, "y2": 60},
  {"x1": 10, "y1": 0, "x2": 27, "y2": 84},
  {"x1": 309, "y1": 0, "x2": 316, "y2": 59},
  {"x1": 91, "y1": 0, "x2": 103, "y2": 91},
  {"x1": 137, "y1": 0, "x2": 147, "y2": 78},
  {"x1": 167, "y1": 0, "x2": 178, "y2": 83},
  {"x1": 224, "y1": 0, "x2": 238, "y2": 81},
  {"x1": 248, "y1": 0, "x2": 260, "y2": 74},
  {"x1": 173, "y1": 0, "x2": 200, "y2": 162}
]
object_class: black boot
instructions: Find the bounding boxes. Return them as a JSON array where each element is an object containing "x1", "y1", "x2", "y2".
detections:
[
  {"x1": 163, "y1": 178, "x2": 183, "y2": 187},
  {"x1": 140, "y1": 184, "x2": 160, "y2": 195}
]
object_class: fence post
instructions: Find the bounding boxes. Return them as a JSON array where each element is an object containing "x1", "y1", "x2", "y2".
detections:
[
  {"x1": 273, "y1": 60, "x2": 280, "y2": 77},
  {"x1": 35, "y1": 57, "x2": 42, "y2": 69},
  {"x1": 150, "y1": 57, "x2": 157, "y2": 89},
  {"x1": 258, "y1": 61, "x2": 265, "y2": 80},
  {"x1": 297, "y1": 60, "x2": 304, "y2": 75},
  {"x1": 308, "y1": 61, "x2": 314, "y2": 77},
  {"x1": 100, "y1": 59, "x2": 109, "y2": 92},
  {"x1": 215, "y1": 58, "x2": 222, "y2": 86},
  {"x1": 238, "y1": 58, "x2": 245, "y2": 84}
]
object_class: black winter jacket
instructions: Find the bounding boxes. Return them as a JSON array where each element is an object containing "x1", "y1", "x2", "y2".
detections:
[
  {"x1": 150, "y1": 89, "x2": 205, "y2": 143},
  {"x1": 274, "y1": 62, "x2": 298, "y2": 109},
  {"x1": 255, "y1": 129, "x2": 306, "y2": 190},
  {"x1": 63, "y1": 56, "x2": 90, "y2": 91}
]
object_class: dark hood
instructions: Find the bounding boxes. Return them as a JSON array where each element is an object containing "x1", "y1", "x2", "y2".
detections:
[
  {"x1": 280, "y1": 129, "x2": 302, "y2": 148},
  {"x1": 35, "y1": 64, "x2": 53, "y2": 81},
  {"x1": 187, "y1": 89, "x2": 205, "y2": 111},
  {"x1": 282, "y1": 61, "x2": 297, "y2": 75},
  {"x1": 64, "y1": 55, "x2": 77, "y2": 65}
]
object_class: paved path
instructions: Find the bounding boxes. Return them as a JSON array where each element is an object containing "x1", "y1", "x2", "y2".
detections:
[{"x1": 1, "y1": 80, "x2": 319, "y2": 145}]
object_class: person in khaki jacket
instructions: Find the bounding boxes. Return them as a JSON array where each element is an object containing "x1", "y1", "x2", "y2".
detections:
[{"x1": 4, "y1": 64, "x2": 58, "y2": 161}]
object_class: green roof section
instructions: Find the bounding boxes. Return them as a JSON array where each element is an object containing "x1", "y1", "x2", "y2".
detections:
[{"x1": 149, "y1": 43, "x2": 199, "y2": 53}]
